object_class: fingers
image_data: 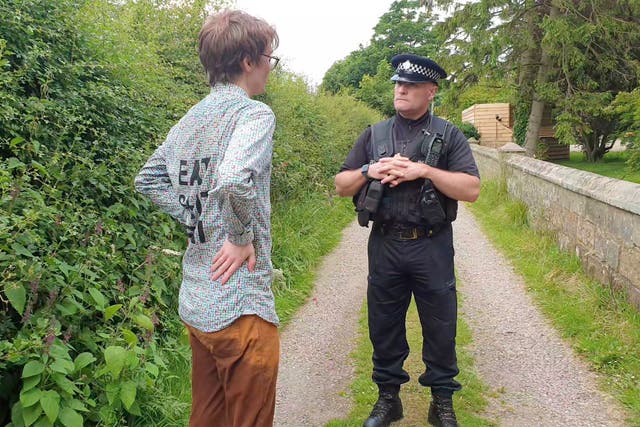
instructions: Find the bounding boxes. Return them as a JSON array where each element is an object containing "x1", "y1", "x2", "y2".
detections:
[
  {"x1": 210, "y1": 253, "x2": 227, "y2": 277},
  {"x1": 211, "y1": 256, "x2": 232, "y2": 281},
  {"x1": 378, "y1": 156, "x2": 409, "y2": 165},
  {"x1": 247, "y1": 253, "x2": 256, "y2": 272},
  {"x1": 219, "y1": 260, "x2": 242, "y2": 285},
  {"x1": 382, "y1": 175, "x2": 401, "y2": 187},
  {"x1": 380, "y1": 174, "x2": 396, "y2": 185},
  {"x1": 210, "y1": 239, "x2": 256, "y2": 284},
  {"x1": 379, "y1": 154, "x2": 409, "y2": 161},
  {"x1": 211, "y1": 256, "x2": 241, "y2": 284}
]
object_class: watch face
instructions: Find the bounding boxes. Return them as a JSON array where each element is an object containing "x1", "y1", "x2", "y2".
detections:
[{"x1": 362, "y1": 164, "x2": 369, "y2": 176}]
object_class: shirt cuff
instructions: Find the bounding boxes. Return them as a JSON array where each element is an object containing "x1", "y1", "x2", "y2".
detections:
[{"x1": 228, "y1": 227, "x2": 254, "y2": 246}]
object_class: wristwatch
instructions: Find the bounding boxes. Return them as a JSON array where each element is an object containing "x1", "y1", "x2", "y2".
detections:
[{"x1": 361, "y1": 163, "x2": 370, "y2": 179}]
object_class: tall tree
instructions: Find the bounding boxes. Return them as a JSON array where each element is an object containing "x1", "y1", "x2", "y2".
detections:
[
  {"x1": 321, "y1": 0, "x2": 438, "y2": 97},
  {"x1": 550, "y1": 0, "x2": 640, "y2": 161},
  {"x1": 430, "y1": 0, "x2": 640, "y2": 161},
  {"x1": 523, "y1": 1, "x2": 557, "y2": 156}
]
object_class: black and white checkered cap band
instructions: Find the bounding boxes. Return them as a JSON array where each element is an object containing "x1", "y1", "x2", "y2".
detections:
[{"x1": 397, "y1": 60, "x2": 441, "y2": 81}]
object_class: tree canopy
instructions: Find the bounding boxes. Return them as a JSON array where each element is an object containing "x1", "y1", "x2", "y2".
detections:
[
  {"x1": 430, "y1": 0, "x2": 640, "y2": 163},
  {"x1": 338, "y1": 0, "x2": 640, "y2": 166},
  {"x1": 321, "y1": 0, "x2": 440, "y2": 115}
]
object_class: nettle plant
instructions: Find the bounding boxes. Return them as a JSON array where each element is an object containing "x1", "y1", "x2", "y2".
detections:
[
  {"x1": 1, "y1": 132, "x2": 186, "y2": 426},
  {"x1": 1, "y1": 0, "x2": 192, "y2": 425}
]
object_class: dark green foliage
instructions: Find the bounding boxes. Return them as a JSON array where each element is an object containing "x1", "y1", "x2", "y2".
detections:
[
  {"x1": 610, "y1": 89, "x2": 640, "y2": 172},
  {"x1": 456, "y1": 122, "x2": 480, "y2": 140},
  {"x1": 356, "y1": 61, "x2": 396, "y2": 117},
  {"x1": 513, "y1": 100, "x2": 530, "y2": 147},
  {"x1": 0, "y1": 1, "x2": 381, "y2": 425},
  {"x1": 265, "y1": 71, "x2": 381, "y2": 202},
  {"x1": 545, "y1": 1, "x2": 640, "y2": 161},
  {"x1": 432, "y1": 0, "x2": 640, "y2": 161},
  {"x1": 0, "y1": 0, "x2": 200, "y2": 425},
  {"x1": 321, "y1": 0, "x2": 439, "y2": 115}
]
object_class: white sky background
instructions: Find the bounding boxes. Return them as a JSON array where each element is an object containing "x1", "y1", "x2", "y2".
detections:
[{"x1": 233, "y1": 0, "x2": 396, "y2": 87}]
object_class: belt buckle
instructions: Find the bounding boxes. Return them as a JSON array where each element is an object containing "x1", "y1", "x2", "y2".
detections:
[
  {"x1": 409, "y1": 228, "x2": 419, "y2": 239},
  {"x1": 397, "y1": 227, "x2": 419, "y2": 240}
]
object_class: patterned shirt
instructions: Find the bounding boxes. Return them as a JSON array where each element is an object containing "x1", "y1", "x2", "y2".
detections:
[{"x1": 135, "y1": 83, "x2": 278, "y2": 332}]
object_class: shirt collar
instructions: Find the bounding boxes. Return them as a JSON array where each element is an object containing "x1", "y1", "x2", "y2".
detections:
[
  {"x1": 210, "y1": 82, "x2": 249, "y2": 98},
  {"x1": 395, "y1": 111, "x2": 431, "y2": 129}
]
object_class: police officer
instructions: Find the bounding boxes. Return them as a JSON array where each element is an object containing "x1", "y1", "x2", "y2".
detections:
[{"x1": 335, "y1": 54, "x2": 480, "y2": 427}]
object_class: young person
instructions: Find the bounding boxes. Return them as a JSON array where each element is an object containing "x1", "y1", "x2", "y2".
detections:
[{"x1": 135, "y1": 10, "x2": 281, "y2": 427}]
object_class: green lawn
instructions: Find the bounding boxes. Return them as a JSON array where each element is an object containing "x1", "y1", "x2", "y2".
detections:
[{"x1": 554, "y1": 151, "x2": 640, "y2": 184}]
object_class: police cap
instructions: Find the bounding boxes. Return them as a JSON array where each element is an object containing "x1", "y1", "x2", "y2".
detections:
[{"x1": 390, "y1": 54, "x2": 447, "y2": 85}]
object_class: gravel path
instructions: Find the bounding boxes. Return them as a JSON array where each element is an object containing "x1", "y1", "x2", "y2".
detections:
[
  {"x1": 274, "y1": 205, "x2": 629, "y2": 426},
  {"x1": 454, "y1": 204, "x2": 628, "y2": 426},
  {"x1": 274, "y1": 220, "x2": 370, "y2": 427}
]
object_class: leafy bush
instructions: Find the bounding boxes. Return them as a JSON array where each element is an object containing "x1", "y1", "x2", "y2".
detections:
[
  {"x1": 0, "y1": 0, "x2": 203, "y2": 425},
  {"x1": 264, "y1": 72, "x2": 381, "y2": 202},
  {"x1": 447, "y1": 117, "x2": 480, "y2": 140},
  {"x1": 356, "y1": 61, "x2": 395, "y2": 117},
  {"x1": 456, "y1": 122, "x2": 481, "y2": 140},
  {"x1": 610, "y1": 89, "x2": 640, "y2": 172},
  {"x1": 0, "y1": 1, "x2": 381, "y2": 426}
]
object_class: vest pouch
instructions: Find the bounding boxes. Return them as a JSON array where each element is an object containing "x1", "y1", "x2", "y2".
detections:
[
  {"x1": 355, "y1": 180, "x2": 383, "y2": 227},
  {"x1": 363, "y1": 180, "x2": 383, "y2": 214},
  {"x1": 357, "y1": 209, "x2": 370, "y2": 227},
  {"x1": 354, "y1": 185, "x2": 370, "y2": 226},
  {"x1": 445, "y1": 197, "x2": 458, "y2": 222},
  {"x1": 419, "y1": 181, "x2": 446, "y2": 226}
]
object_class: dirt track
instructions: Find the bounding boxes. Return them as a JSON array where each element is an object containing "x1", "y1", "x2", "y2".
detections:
[{"x1": 274, "y1": 205, "x2": 629, "y2": 426}]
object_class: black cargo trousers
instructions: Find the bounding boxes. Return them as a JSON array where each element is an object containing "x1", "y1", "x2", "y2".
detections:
[{"x1": 366, "y1": 222, "x2": 462, "y2": 397}]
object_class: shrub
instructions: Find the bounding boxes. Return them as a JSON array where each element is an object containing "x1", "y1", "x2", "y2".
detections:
[
  {"x1": 0, "y1": 1, "x2": 382, "y2": 426},
  {"x1": 0, "y1": 0, "x2": 200, "y2": 425},
  {"x1": 448, "y1": 119, "x2": 480, "y2": 140},
  {"x1": 457, "y1": 122, "x2": 481, "y2": 140}
]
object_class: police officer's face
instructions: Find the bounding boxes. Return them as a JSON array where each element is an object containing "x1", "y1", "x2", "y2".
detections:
[{"x1": 393, "y1": 81, "x2": 438, "y2": 120}]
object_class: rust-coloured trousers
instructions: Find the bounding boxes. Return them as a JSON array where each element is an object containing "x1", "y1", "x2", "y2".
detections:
[{"x1": 186, "y1": 315, "x2": 280, "y2": 427}]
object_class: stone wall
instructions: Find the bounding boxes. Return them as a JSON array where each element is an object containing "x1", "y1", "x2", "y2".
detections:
[{"x1": 471, "y1": 144, "x2": 640, "y2": 308}]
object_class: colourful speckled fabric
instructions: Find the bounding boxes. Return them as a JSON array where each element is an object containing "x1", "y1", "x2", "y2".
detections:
[{"x1": 135, "y1": 83, "x2": 278, "y2": 332}]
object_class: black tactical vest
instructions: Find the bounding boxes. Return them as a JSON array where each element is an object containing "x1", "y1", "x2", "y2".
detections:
[{"x1": 369, "y1": 115, "x2": 454, "y2": 226}]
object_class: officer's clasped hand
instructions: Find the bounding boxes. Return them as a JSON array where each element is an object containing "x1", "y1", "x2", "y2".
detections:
[
  {"x1": 366, "y1": 160, "x2": 399, "y2": 182},
  {"x1": 377, "y1": 155, "x2": 428, "y2": 187}
]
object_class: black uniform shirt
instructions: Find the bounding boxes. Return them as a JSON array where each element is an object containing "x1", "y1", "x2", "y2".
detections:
[{"x1": 340, "y1": 111, "x2": 480, "y2": 180}]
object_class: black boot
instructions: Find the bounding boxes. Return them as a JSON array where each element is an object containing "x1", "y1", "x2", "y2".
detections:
[
  {"x1": 363, "y1": 385, "x2": 403, "y2": 427},
  {"x1": 427, "y1": 394, "x2": 458, "y2": 427}
]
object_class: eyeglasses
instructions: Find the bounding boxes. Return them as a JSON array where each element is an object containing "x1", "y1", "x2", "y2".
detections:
[{"x1": 261, "y1": 54, "x2": 280, "y2": 70}]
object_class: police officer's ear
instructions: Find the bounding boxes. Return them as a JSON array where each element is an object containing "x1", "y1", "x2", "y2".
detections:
[{"x1": 427, "y1": 82, "x2": 438, "y2": 100}]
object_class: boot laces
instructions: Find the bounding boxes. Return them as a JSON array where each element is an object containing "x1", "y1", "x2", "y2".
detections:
[
  {"x1": 370, "y1": 397, "x2": 395, "y2": 417},
  {"x1": 434, "y1": 398, "x2": 457, "y2": 421}
]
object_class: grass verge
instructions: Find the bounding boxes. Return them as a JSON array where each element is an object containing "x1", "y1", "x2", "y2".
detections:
[
  {"x1": 272, "y1": 194, "x2": 356, "y2": 325},
  {"x1": 467, "y1": 179, "x2": 640, "y2": 423},
  {"x1": 325, "y1": 296, "x2": 495, "y2": 427}
]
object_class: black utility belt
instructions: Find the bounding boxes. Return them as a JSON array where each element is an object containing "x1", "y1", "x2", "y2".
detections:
[{"x1": 373, "y1": 222, "x2": 447, "y2": 240}]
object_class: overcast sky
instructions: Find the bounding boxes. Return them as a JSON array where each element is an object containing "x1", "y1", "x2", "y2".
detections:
[{"x1": 233, "y1": 0, "x2": 396, "y2": 87}]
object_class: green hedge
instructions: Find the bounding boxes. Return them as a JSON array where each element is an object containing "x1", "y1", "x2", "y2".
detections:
[{"x1": 0, "y1": 1, "x2": 380, "y2": 425}]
